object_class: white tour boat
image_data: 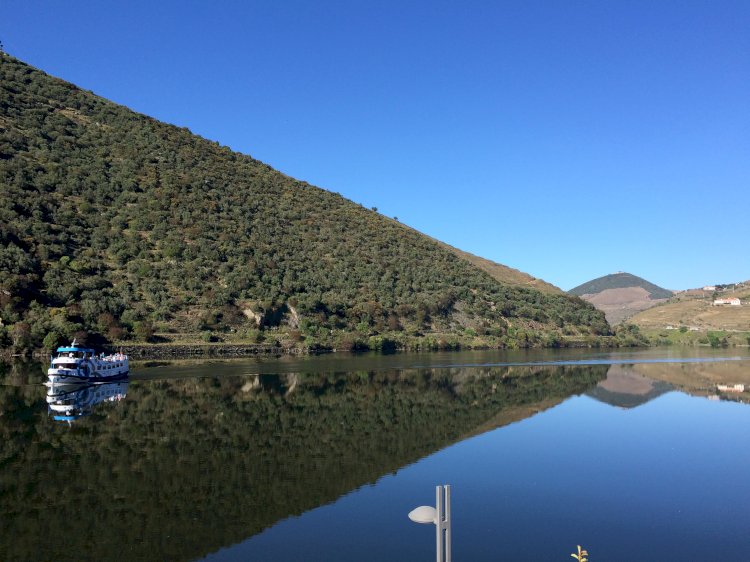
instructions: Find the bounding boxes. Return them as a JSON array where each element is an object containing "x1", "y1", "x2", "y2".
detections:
[{"x1": 47, "y1": 339, "x2": 129, "y2": 385}]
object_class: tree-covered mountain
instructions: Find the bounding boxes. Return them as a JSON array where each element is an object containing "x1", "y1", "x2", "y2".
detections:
[
  {"x1": 0, "y1": 53, "x2": 608, "y2": 351},
  {"x1": 569, "y1": 272, "x2": 672, "y2": 300},
  {"x1": 569, "y1": 272, "x2": 672, "y2": 325}
]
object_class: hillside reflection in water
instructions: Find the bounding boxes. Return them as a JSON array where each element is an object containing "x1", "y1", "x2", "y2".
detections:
[{"x1": 1, "y1": 351, "x2": 749, "y2": 562}]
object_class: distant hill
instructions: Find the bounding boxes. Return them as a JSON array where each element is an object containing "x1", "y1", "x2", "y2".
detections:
[
  {"x1": 570, "y1": 272, "x2": 673, "y2": 299},
  {"x1": 629, "y1": 281, "x2": 750, "y2": 332},
  {"x1": 569, "y1": 272, "x2": 673, "y2": 325},
  {"x1": 0, "y1": 54, "x2": 608, "y2": 351}
]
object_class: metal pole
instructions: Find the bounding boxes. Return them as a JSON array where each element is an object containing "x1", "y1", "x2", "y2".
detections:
[
  {"x1": 436, "y1": 486, "x2": 444, "y2": 562},
  {"x1": 409, "y1": 486, "x2": 452, "y2": 562},
  {"x1": 445, "y1": 485, "x2": 451, "y2": 562}
]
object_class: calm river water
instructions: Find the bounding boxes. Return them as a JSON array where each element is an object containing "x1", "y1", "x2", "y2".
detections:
[{"x1": 2, "y1": 348, "x2": 749, "y2": 561}]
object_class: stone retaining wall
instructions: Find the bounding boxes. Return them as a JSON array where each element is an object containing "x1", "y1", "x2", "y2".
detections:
[{"x1": 115, "y1": 344, "x2": 308, "y2": 359}]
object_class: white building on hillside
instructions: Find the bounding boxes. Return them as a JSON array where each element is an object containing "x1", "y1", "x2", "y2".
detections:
[
  {"x1": 713, "y1": 298, "x2": 741, "y2": 306},
  {"x1": 717, "y1": 384, "x2": 745, "y2": 393}
]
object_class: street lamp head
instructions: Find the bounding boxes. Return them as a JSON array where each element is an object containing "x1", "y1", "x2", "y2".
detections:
[
  {"x1": 408, "y1": 505, "x2": 437, "y2": 525},
  {"x1": 407, "y1": 486, "x2": 451, "y2": 562}
]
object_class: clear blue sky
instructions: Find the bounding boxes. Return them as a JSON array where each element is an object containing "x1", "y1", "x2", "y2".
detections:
[{"x1": 3, "y1": 0, "x2": 748, "y2": 290}]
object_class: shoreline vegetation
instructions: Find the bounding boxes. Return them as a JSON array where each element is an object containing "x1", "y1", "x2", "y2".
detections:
[
  {"x1": 6, "y1": 333, "x2": 610, "y2": 361},
  {"x1": 4, "y1": 324, "x2": 748, "y2": 361}
]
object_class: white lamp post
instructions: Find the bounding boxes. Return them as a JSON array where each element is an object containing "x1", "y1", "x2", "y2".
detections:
[{"x1": 408, "y1": 484, "x2": 451, "y2": 562}]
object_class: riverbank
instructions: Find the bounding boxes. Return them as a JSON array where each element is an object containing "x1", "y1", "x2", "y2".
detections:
[
  {"x1": 6, "y1": 326, "x2": 747, "y2": 361},
  {"x1": 638, "y1": 327, "x2": 750, "y2": 348},
  {"x1": 5, "y1": 332, "x2": 614, "y2": 361},
  {"x1": 1, "y1": 342, "x2": 299, "y2": 361}
]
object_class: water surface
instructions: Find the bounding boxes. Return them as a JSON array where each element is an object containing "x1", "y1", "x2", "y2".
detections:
[{"x1": 2, "y1": 349, "x2": 749, "y2": 561}]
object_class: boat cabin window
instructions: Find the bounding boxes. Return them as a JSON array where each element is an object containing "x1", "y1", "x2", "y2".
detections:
[{"x1": 57, "y1": 350, "x2": 90, "y2": 359}]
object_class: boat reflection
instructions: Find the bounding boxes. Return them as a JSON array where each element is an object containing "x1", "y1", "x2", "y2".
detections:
[{"x1": 46, "y1": 381, "x2": 129, "y2": 423}]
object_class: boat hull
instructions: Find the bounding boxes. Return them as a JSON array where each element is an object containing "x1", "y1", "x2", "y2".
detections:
[{"x1": 46, "y1": 368, "x2": 129, "y2": 386}]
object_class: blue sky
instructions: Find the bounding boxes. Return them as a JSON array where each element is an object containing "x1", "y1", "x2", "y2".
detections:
[{"x1": 3, "y1": 1, "x2": 748, "y2": 290}]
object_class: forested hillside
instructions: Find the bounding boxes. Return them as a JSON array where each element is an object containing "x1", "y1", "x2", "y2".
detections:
[
  {"x1": 570, "y1": 272, "x2": 672, "y2": 299},
  {"x1": 0, "y1": 54, "x2": 608, "y2": 351}
]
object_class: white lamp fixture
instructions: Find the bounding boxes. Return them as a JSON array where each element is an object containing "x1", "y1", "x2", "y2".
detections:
[{"x1": 408, "y1": 484, "x2": 451, "y2": 562}]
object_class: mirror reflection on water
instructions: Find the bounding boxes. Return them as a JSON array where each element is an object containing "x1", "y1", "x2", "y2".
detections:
[{"x1": 2, "y1": 348, "x2": 749, "y2": 561}]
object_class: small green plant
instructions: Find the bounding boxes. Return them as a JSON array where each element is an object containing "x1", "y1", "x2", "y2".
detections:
[
  {"x1": 571, "y1": 545, "x2": 589, "y2": 561},
  {"x1": 201, "y1": 330, "x2": 219, "y2": 343}
]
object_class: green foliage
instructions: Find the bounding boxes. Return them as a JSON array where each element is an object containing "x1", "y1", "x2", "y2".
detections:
[
  {"x1": 133, "y1": 321, "x2": 155, "y2": 342},
  {"x1": 613, "y1": 323, "x2": 649, "y2": 347},
  {"x1": 244, "y1": 328, "x2": 264, "y2": 343},
  {"x1": 335, "y1": 334, "x2": 368, "y2": 351},
  {"x1": 0, "y1": 55, "x2": 609, "y2": 350},
  {"x1": 201, "y1": 330, "x2": 219, "y2": 343},
  {"x1": 41, "y1": 331, "x2": 62, "y2": 350},
  {"x1": 707, "y1": 332, "x2": 728, "y2": 348}
]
